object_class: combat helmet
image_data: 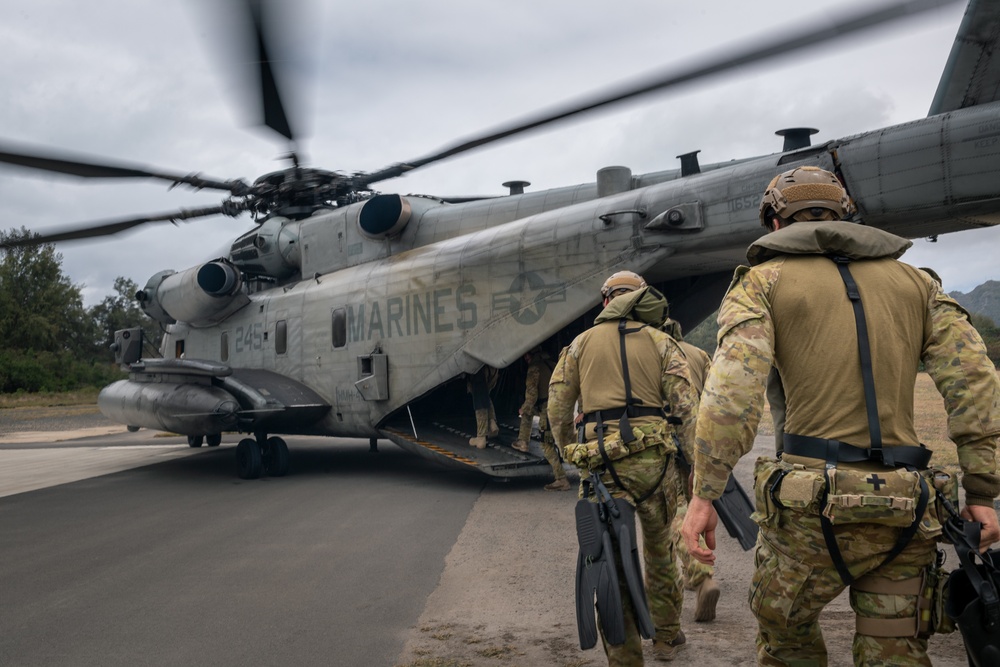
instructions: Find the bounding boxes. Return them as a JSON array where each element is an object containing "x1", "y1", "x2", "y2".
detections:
[
  {"x1": 601, "y1": 270, "x2": 647, "y2": 299},
  {"x1": 758, "y1": 166, "x2": 855, "y2": 227}
]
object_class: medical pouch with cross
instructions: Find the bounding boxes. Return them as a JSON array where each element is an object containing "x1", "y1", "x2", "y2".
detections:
[{"x1": 822, "y1": 465, "x2": 928, "y2": 528}]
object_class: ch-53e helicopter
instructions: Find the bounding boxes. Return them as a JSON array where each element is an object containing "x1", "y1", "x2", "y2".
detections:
[{"x1": 2, "y1": 0, "x2": 998, "y2": 480}]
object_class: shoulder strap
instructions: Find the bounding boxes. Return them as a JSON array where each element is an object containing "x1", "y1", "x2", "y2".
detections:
[
  {"x1": 594, "y1": 319, "x2": 667, "y2": 505},
  {"x1": 831, "y1": 256, "x2": 884, "y2": 459},
  {"x1": 822, "y1": 257, "x2": 926, "y2": 585}
]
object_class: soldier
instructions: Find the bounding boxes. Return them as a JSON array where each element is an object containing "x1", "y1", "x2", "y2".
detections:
[
  {"x1": 467, "y1": 365, "x2": 499, "y2": 449},
  {"x1": 660, "y1": 317, "x2": 719, "y2": 623},
  {"x1": 681, "y1": 166, "x2": 1000, "y2": 665},
  {"x1": 513, "y1": 347, "x2": 569, "y2": 490},
  {"x1": 549, "y1": 270, "x2": 700, "y2": 664}
]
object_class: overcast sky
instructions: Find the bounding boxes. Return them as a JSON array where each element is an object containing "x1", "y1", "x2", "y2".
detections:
[{"x1": 1, "y1": 0, "x2": 996, "y2": 305}]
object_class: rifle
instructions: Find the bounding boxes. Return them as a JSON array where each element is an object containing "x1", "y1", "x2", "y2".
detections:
[{"x1": 941, "y1": 497, "x2": 1000, "y2": 665}]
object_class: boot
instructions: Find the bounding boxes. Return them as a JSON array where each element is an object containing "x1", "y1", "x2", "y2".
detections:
[
  {"x1": 694, "y1": 576, "x2": 720, "y2": 622},
  {"x1": 653, "y1": 630, "x2": 686, "y2": 661},
  {"x1": 488, "y1": 418, "x2": 500, "y2": 438},
  {"x1": 470, "y1": 409, "x2": 490, "y2": 448},
  {"x1": 512, "y1": 439, "x2": 529, "y2": 452},
  {"x1": 544, "y1": 477, "x2": 570, "y2": 491}
]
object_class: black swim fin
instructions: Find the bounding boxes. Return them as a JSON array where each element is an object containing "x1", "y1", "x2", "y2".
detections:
[
  {"x1": 713, "y1": 473, "x2": 759, "y2": 551},
  {"x1": 609, "y1": 498, "x2": 655, "y2": 640},
  {"x1": 575, "y1": 499, "x2": 625, "y2": 648}
]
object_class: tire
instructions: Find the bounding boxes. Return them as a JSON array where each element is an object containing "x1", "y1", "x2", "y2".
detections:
[
  {"x1": 187, "y1": 435, "x2": 204, "y2": 448},
  {"x1": 236, "y1": 438, "x2": 262, "y2": 479},
  {"x1": 264, "y1": 437, "x2": 290, "y2": 477},
  {"x1": 206, "y1": 434, "x2": 222, "y2": 447}
]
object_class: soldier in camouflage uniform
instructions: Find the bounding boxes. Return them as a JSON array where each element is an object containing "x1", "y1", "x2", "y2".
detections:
[
  {"x1": 549, "y1": 271, "x2": 700, "y2": 664},
  {"x1": 681, "y1": 166, "x2": 1000, "y2": 666},
  {"x1": 513, "y1": 347, "x2": 569, "y2": 490},
  {"x1": 660, "y1": 317, "x2": 719, "y2": 622},
  {"x1": 467, "y1": 365, "x2": 499, "y2": 448}
]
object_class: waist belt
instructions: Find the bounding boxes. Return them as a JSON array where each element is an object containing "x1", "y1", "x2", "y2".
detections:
[
  {"x1": 583, "y1": 406, "x2": 662, "y2": 425},
  {"x1": 783, "y1": 433, "x2": 932, "y2": 470}
]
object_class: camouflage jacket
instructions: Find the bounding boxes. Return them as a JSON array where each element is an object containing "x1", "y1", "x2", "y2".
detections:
[
  {"x1": 693, "y1": 222, "x2": 1000, "y2": 505},
  {"x1": 548, "y1": 287, "x2": 699, "y2": 466}
]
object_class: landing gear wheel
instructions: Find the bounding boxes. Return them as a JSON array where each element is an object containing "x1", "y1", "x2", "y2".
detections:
[
  {"x1": 263, "y1": 437, "x2": 290, "y2": 477},
  {"x1": 206, "y1": 434, "x2": 222, "y2": 447},
  {"x1": 187, "y1": 435, "x2": 204, "y2": 448},
  {"x1": 236, "y1": 438, "x2": 262, "y2": 479}
]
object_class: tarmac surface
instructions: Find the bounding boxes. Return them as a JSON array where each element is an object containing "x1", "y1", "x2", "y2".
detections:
[{"x1": 0, "y1": 422, "x2": 977, "y2": 666}]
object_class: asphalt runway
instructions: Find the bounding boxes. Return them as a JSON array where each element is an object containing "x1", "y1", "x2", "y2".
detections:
[{"x1": 0, "y1": 433, "x2": 487, "y2": 667}]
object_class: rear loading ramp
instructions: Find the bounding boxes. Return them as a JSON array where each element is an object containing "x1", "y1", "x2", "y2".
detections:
[{"x1": 379, "y1": 414, "x2": 575, "y2": 479}]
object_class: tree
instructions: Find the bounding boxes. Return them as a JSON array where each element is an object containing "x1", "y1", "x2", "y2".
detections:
[
  {"x1": 0, "y1": 227, "x2": 97, "y2": 357},
  {"x1": 89, "y1": 276, "x2": 162, "y2": 361},
  {"x1": 0, "y1": 228, "x2": 122, "y2": 392}
]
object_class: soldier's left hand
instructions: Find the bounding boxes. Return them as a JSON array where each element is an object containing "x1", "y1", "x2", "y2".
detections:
[{"x1": 962, "y1": 504, "x2": 1000, "y2": 552}]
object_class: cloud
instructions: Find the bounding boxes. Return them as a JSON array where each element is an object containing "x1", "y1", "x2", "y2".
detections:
[{"x1": 1, "y1": 0, "x2": 992, "y2": 305}]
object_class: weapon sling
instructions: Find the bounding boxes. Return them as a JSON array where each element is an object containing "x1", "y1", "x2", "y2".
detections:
[{"x1": 803, "y1": 256, "x2": 930, "y2": 586}]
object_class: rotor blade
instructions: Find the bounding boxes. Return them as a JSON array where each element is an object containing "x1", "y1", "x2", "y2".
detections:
[
  {"x1": 246, "y1": 0, "x2": 295, "y2": 142},
  {"x1": 358, "y1": 0, "x2": 961, "y2": 186},
  {"x1": 0, "y1": 205, "x2": 233, "y2": 249},
  {"x1": 0, "y1": 142, "x2": 245, "y2": 193}
]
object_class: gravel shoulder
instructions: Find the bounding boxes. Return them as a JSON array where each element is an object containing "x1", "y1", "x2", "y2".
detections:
[{"x1": 394, "y1": 434, "x2": 970, "y2": 667}]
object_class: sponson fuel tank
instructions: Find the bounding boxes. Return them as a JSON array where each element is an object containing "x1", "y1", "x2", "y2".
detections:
[
  {"x1": 136, "y1": 259, "x2": 250, "y2": 326},
  {"x1": 98, "y1": 359, "x2": 240, "y2": 435}
]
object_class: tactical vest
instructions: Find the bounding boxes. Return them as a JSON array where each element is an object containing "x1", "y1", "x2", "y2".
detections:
[
  {"x1": 769, "y1": 255, "x2": 930, "y2": 450},
  {"x1": 575, "y1": 319, "x2": 666, "y2": 423}
]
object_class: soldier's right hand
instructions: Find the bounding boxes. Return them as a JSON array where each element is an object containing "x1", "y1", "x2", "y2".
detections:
[{"x1": 681, "y1": 495, "x2": 718, "y2": 565}]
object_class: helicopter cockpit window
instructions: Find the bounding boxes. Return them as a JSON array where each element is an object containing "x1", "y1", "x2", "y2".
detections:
[
  {"x1": 332, "y1": 308, "x2": 347, "y2": 348},
  {"x1": 221, "y1": 332, "x2": 229, "y2": 362},
  {"x1": 276, "y1": 320, "x2": 287, "y2": 355}
]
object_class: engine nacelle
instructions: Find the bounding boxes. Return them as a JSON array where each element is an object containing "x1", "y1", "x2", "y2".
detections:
[
  {"x1": 136, "y1": 260, "x2": 250, "y2": 326},
  {"x1": 358, "y1": 194, "x2": 412, "y2": 239},
  {"x1": 228, "y1": 216, "x2": 302, "y2": 279}
]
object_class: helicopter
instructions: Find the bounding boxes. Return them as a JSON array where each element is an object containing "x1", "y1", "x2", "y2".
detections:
[{"x1": 2, "y1": 0, "x2": 999, "y2": 479}]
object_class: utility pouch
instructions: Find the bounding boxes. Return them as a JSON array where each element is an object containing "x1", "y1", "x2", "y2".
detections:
[
  {"x1": 751, "y1": 457, "x2": 783, "y2": 528},
  {"x1": 565, "y1": 429, "x2": 629, "y2": 470},
  {"x1": 775, "y1": 466, "x2": 825, "y2": 511},
  {"x1": 928, "y1": 551, "x2": 956, "y2": 635},
  {"x1": 752, "y1": 457, "x2": 825, "y2": 528},
  {"x1": 564, "y1": 421, "x2": 665, "y2": 471},
  {"x1": 822, "y1": 465, "x2": 925, "y2": 527}
]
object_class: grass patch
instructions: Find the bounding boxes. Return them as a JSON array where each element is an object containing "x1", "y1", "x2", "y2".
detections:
[
  {"x1": 475, "y1": 644, "x2": 515, "y2": 658},
  {"x1": 0, "y1": 388, "x2": 101, "y2": 409}
]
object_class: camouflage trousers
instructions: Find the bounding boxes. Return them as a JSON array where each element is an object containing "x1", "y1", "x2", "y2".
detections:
[
  {"x1": 671, "y1": 501, "x2": 714, "y2": 589},
  {"x1": 517, "y1": 402, "x2": 564, "y2": 480},
  {"x1": 753, "y1": 512, "x2": 936, "y2": 666},
  {"x1": 670, "y1": 472, "x2": 714, "y2": 589},
  {"x1": 588, "y1": 447, "x2": 684, "y2": 666}
]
